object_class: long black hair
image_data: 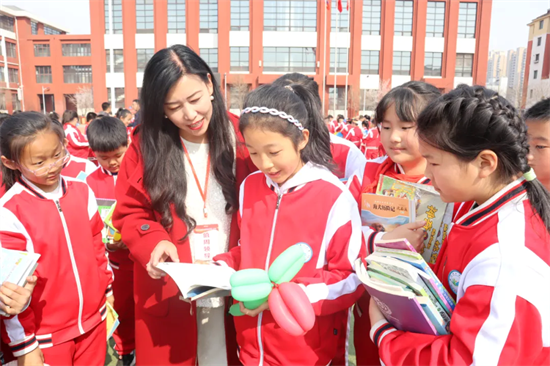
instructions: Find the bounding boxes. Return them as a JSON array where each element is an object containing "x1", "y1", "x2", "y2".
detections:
[
  {"x1": 416, "y1": 84, "x2": 550, "y2": 233},
  {"x1": 62, "y1": 110, "x2": 78, "y2": 124},
  {"x1": 272, "y1": 73, "x2": 334, "y2": 169},
  {"x1": 375, "y1": 81, "x2": 441, "y2": 125},
  {"x1": 140, "y1": 44, "x2": 236, "y2": 235},
  {"x1": 0, "y1": 112, "x2": 64, "y2": 190},
  {"x1": 240, "y1": 83, "x2": 333, "y2": 170}
]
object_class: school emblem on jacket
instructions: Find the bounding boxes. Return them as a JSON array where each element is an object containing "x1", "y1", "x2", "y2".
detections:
[
  {"x1": 448, "y1": 270, "x2": 461, "y2": 294},
  {"x1": 297, "y1": 242, "x2": 313, "y2": 263}
]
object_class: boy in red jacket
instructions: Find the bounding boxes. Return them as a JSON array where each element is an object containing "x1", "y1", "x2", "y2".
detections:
[{"x1": 85, "y1": 116, "x2": 134, "y2": 365}]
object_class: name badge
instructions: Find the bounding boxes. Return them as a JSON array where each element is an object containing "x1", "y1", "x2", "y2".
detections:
[{"x1": 192, "y1": 224, "x2": 220, "y2": 263}]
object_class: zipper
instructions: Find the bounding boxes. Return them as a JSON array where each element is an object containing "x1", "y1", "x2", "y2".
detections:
[
  {"x1": 55, "y1": 199, "x2": 85, "y2": 334},
  {"x1": 257, "y1": 192, "x2": 282, "y2": 366}
]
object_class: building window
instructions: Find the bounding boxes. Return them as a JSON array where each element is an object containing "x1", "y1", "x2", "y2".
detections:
[
  {"x1": 426, "y1": 2, "x2": 445, "y2": 37},
  {"x1": 331, "y1": 0, "x2": 349, "y2": 32},
  {"x1": 12, "y1": 92, "x2": 21, "y2": 111},
  {"x1": 393, "y1": 51, "x2": 411, "y2": 75},
  {"x1": 36, "y1": 66, "x2": 52, "y2": 83},
  {"x1": 458, "y1": 2, "x2": 477, "y2": 38},
  {"x1": 263, "y1": 47, "x2": 316, "y2": 73},
  {"x1": 455, "y1": 53, "x2": 473, "y2": 77},
  {"x1": 530, "y1": 89, "x2": 533, "y2": 98},
  {"x1": 44, "y1": 26, "x2": 62, "y2": 35},
  {"x1": 105, "y1": 0, "x2": 123, "y2": 34},
  {"x1": 230, "y1": 47, "x2": 249, "y2": 72},
  {"x1": 265, "y1": 0, "x2": 317, "y2": 32},
  {"x1": 63, "y1": 66, "x2": 92, "y2": 83},
  {"x1": 34, "y1": 44, "x2": 51, "y2": 57},
  {"x1": 0, "y1": 66, "x2": 4, "y2": 82},
  {"x1": 137, "y1": 49, "x2": 155, "y2": 72},
  {"x1": 168, "y1": 0, "x2": 186, "y2": 33},
  {"x1": 424, "y1": 52, "x2": 443, "y2": 77},
  {"x1": 535, "y1": 53, "x2": 540, "y2": 63},
  {"x1": 200, "y1": 49, "x2": 218, "y2": 72},
  {"x1": 113, "y1": 88, "x2": 125, "y2": 109},
  {"x1": 362, "y1": 0, "x2": 381, "y2": 35},
  {"x1": 136, "y1": 0, "x2": 154, "y2": 33},
  {"x1": 231, "y1": 0, "x2": 249, "y2": 31},
  {"x1": 31, "y1": 21, "x2": 38, "y2": 35},
  {"x1": 540, "y1": 20, "x2": 544, "y2": 29},
  {"x1": 328, "y1": 87, "x2": 346, "y2": 111},
  {"x1": 534, "y1": 70, "x2": 538, "y2": 79},
  {"x1": 8, "y1": 68, "x2": 19, "y2": 83},
  {"x1": 6, "y1": 42, "x2": 16, "y2": 58},
  {"x1": 0, "y1": 92, "x2": 5, "y2": 110},
  {"x1": 62, "y1": 44, "x2": 91, "y2": 57},
  {"x1": 0, "y1": 15, "x2": 14, "y2": 32},
  {"x1": 361, "y1": 50, "x2": 380, "y2": 74},
  {"x1": 330, "y1": 48, "x2": 349, "y2": 74},
  {"x1": 200, "y1": 0, "x2": 218, "y2": 33},
  {"x1": 395, "y1": 1, "x2": 413, "y2": 36},
  {"x1": 537, "y1": 37, "x2": 542, "y2": 46},
  {"x1": 107, "y1": 50, "x2": 125, "y2": 72}
]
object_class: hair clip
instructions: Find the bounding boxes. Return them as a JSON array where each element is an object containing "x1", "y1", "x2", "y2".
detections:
[
  {"x1": 242, "y1": 106, "x2": 304, "y2": 131},
  {"x1": 523, "y1": 168, "x2": 537, "y2": 182}
]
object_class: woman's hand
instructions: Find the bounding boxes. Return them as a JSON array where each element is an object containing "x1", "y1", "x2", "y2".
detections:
[
  {"x1": 146, "y1": 240, "x2": 179, "y2": 279},
  {"x1": 369, "y1": 297, "x2": 386, "y2": 325},
  {"x1": 382, "y1": 221, "x2": 426, "y2": 252},
  {"x1": 0, "y1": 276, "x2": 38, "y2": 316},
  {"x1": 239, "y1": 301, "x2": 269, "y2": 317}
]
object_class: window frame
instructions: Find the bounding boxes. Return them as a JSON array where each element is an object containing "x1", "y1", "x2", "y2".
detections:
[
  {"x1": 361, "y1": 50, "x2": 380, "y2": 74},
  {"x1": 330, "y1": 47, "x2": 350, "y2": 74},
  {"x1": 168, "y1": 0, "x2": 186, "y2": 33},
  {"x1": 230, "y1": 47, "x2": 249, "y2": 72},
  {"x1": 136, "y1": 0, "x2": 154, "y2": 34},
  {"x1": 424, "y1": 52, "x2": 443, "y2": 77},
  {"x1": 426, "y1": 1, "x2": 445, "y2": 38},
  {"x1": 331, "y1": 0, "x2": 350, "y2": 32},
  {"x1": 62, "y1": 43, "x2": 92, "y2": 57},
  {"x1": 34, "y1": 44, "x2": 51, "y2": 57},
  {"x1": 106, "y1": 49, "x2": 125, "y2": 73},
  {"x1": 362, "y1": 0, "x2": 381, "y2": 35},
  {"x1": 455, "y1": 53, "x2": 473, "y2": 77},
  {"x1": 264, "y1": 0, "x2": 317, "y2": 32},
  {"x1": 8, "y1": 68, "x2": 19, "y2": 84},
  {"x1": 136, "y1": 49, "x2": 155, "y2": 72},
  {"x1": 231, "y1": 0, "x2": 250, "y2": 31},
  {"x1": 35, "y1": 66, "x2": 52, "y2": 84},
  {"x1": 263, "y1": 47, "x2": 317, "y2": 73},
  {"x1": 63, "y1": 65, "x2": 93, "y2": 84},
  {"x1": 394, "y1": 0, "x2": 414, "y2": 36},
  {"x1": 392, "y1": 51, "x2": 411, "y2": 75},
  {"x1": 200, "y1": 0, "x2": 218, "y2": 33},
  {"x1": 0, "y1": 15, "x2": 15, "y2": 32},
  {"x1": 200, "y1": 48, "x2": 219, "y2": 72},
  {"x1": 458, "y1": 2, "x2": 477, "y2": 39},
  {"x1": 6, "y1": 42, "x2": 16, "y2": 58}
]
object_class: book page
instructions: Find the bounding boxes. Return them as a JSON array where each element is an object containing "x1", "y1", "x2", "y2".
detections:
[{"x1": 0, "y1": 248, "x2": 40, "y2": 286}]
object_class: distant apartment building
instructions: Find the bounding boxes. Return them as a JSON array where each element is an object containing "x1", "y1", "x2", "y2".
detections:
[
  {"x1": 505, "y1": 47, "x2": 526, "y2": 108},
  {"x1": 487, "y1": 50, "x2": 507, "y2": 86},
  {"x1": 0, "y1": 5, "x2": 93, "y2": 114},
  {"x1": 523, "y1": 8, "x2": 550, "y2": 108}
]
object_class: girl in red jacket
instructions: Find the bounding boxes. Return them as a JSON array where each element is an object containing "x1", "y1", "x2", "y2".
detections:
[
  {"x1": 62, "y1": 110, "x2": 91, "y2": 160},
  {"x1": 214, "y1": 84, "x2": 364, "y2": 366},
  {"x1": 369, "y1": 85, "x2": 550, "y2": 366},
  {"x1": 113, "y1": 45, "x2": 253, "y2": 365},
  {"x1": 0, "y1": 112, "x2": 113, "y2": 366}
]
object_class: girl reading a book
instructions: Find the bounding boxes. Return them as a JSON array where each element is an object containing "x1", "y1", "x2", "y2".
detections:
[
  {"x1": 213, "y1": 84, "x2": 364, "y2": 365},
  {"x1": 368, "y1": 85, "x2": 550, "y2": 365},
  {"x1": 0, "y1": 112, "x2": 113, "y2": 366},
  {"x1": 349, "y1": 81, "x2": 442, "y2": 366},
  {"x1": 112, "y1": 45, "x2": 254, "y2": 366}
]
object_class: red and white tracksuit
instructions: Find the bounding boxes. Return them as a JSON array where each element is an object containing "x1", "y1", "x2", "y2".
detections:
[
  {"x1": 344, "y1": 125, "x2": 363, "y2": 149},
  {"x1": 328, "y1": 120, "x2": 339, "y2": 134},
  {"x1": 0, "y1": 177, "x2": 112, "y2": 365},
  {"x1": 214, "y1": 163, "x2": 364, "y2": 366},
  {"x1": 330, "y1": 134, "x2": 367, "y2": 183},
  {"x1": 127, "y1": 127, "x2": 135, "y2": 144},
  {"x1": 360, "y1": 127, "x2": 383, "y2": 160},
  {"x1": 64, "y1": 124, "x2": 91, "y2": 159},
  {"x1": 371, "y1": 178, "x2": 550, "y2": 365},
  {"x1": 86, "y1": 167, "x2": 135, "y2": 356},
  {"x1": 62, "y1": 155, "x2": 97, "y2": 179}
]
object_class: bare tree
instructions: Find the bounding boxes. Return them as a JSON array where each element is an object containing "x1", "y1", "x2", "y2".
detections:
[
  {"x1": 360, "y1": 79, "x2": 391, "y2": 114},
  {"x1": 229, "y1": 75, "x2": 249, "y2": 112},
  {"x1": 347, "y1": 85, "x2": 362, "y2": 117},
  {"x1": 67, "y1": 86, "x2": 94, "y2": 116},
  {"x1": 528, "y1": 82, "x2": 550, "y2": 107}
]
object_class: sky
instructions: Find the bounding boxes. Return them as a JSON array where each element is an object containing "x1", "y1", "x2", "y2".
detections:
[{"x1": 2, "y1": 0, "x2": 550, "y2": 53}]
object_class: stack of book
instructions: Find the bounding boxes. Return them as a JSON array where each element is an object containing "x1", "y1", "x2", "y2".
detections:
[{"x1": 356, "y1": 238, "x2": 455, "y2": 335}]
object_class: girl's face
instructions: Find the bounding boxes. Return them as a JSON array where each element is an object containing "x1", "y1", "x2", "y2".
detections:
[
  {"x1": 243, "y1": 126, "x2": 309, "y2": 186},
  {"x1": 121, "y1": 114, "x2": 133, "y2": 126},
  {"x1": 3, "y1": 132, "x2": 68, "y2": 193},
  {"x1": 380, "y1": 103, "x2": 424, "y2": 173},
  {"x1": 164, "y1": 74, "x2": 214, "y2": 143}
]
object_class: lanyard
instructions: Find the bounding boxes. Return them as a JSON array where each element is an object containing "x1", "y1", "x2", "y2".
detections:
[{"x1": 182, "y1": 142, "x2": 211, "y2": 218}]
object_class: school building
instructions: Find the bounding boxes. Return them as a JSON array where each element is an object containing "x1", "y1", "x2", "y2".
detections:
[
  {"x1": 522, "y1": 8, "x2": 550, "y2": 108},
  {"x1": 0, "y1": 5, "x2": 93, "y2": 114},
  {"x1": 92, "y1": 0, "x2": 492, "y2": 116}
]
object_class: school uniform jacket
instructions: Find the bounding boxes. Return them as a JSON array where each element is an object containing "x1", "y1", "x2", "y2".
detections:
[
  {"x1": 361, "y1": 127, "x2": 382, "y2": 160},
  {"x1": 330, "y1": 134, "x2": 367, "y2": 183},
  {"x1": 61, "y1": 155, "x2": 97, "y2": 179},
  {"x1": 214, "y1": 163, "x2": 365, "y2": 366},
  {"x1": 0, "y1": 178, "x2": 113, "y2": 357},
  {"x1": 64, "y1": 124, "x2": 90, "y2": 159},
  {"x1": 344, "y1": 125, "x2": 363, "y2": 148},
  {"x1": 371, "y1": 178, "x2": 550, "y2": 365}
]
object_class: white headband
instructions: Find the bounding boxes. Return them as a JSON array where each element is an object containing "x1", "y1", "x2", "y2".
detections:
[{"x1": 242, "y1": 106, "x2": 304, "y2": 131}]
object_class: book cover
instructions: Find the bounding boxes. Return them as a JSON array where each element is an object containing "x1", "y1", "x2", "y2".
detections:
[
  {"x1": 361, "y1": 193, "x2": 415, "y2": 232},
  {"x1": 106, "y1": 301, "x2": 120, "y2": 340},
  {"x1": 0, "y1": 249, "x2": 41, "y2": 316}
]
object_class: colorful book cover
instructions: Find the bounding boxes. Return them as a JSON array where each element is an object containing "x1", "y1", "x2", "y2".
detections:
[
  {"x1": 96, "y1": 200, "x2": 120, "y2": 243},
  {"x1": 361, "y1": 193, "x2": 415, "y2": 232},
  {"x1": 376, "y1": 175, "x2": 448, "y2": 264},
  {"x1": 106, "y1": 301, "x2": 120, "y2": 340}
]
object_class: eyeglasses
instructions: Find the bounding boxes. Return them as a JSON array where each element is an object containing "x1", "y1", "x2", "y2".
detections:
[{"x1": 19, "y1": 149, "x2": 70, "y2": 177}]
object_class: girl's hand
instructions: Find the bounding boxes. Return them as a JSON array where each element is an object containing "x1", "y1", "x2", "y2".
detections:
[
  {"x1": 382, "y1": 221, "x2": 426, "y2": 252},
  {"x1": 0, "y1": 276, "x2": 38, "y2": 316},
  {"x1": 146, "y1": 240, "x2": 179, "y2": 279},
  {"x1": 17, "y1": 347, "x2": 44, "y2": 366},
  {"x1": 106, "y1": 240, "x2": 127, "y2": 252},
  {"x1": 369, "y1": 297, "x2": 386, "y2": 325},
  {"x1": 239, "y1": 301, "x2": 269, "y2": 317},
  {"x1": 107, "y1": 295, "x2": 115, "y2": 308}
]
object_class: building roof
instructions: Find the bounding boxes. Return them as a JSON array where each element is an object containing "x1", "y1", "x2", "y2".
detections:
[
  {"x1": 527, "y1": 8, "x2": 550, "y2": 26},
  {"x1": 0, "y1": 5, "x2": 69, "y2": 33}
]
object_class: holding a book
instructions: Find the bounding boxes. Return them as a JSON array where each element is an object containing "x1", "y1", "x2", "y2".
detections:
[{"x1": 367, "y1": 86, "x2": 550, "y2": 365}]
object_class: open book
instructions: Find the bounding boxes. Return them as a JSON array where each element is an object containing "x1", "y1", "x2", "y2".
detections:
[
  {"x1": 361, "y1": 193, "x2": 416, "y2": 232},
  {"x1": 156, "y1": 262, "x2": 235, "y2": 302},
  {"x1": 0, "y1": 248, "x2": 41, "y2": 316}
]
